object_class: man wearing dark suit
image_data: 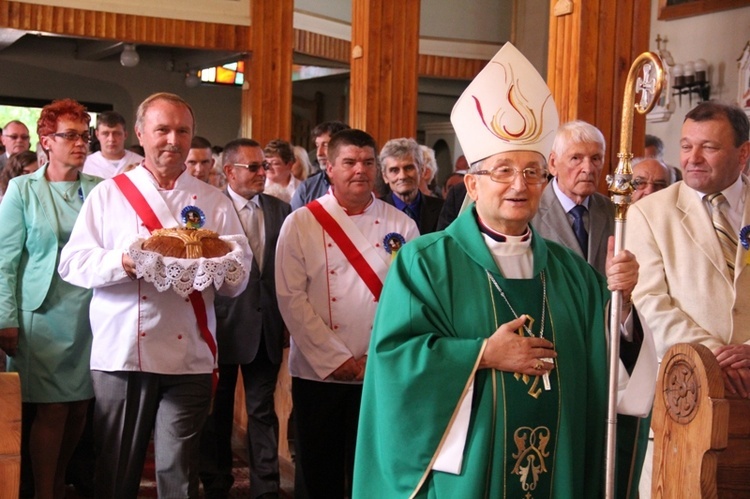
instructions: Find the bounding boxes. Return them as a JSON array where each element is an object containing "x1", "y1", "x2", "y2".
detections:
[
  {"x1": 0, "y1": 120, "x2": 31, "y2": 171},
  {"x1": 437, "y1": 181, "x2": 467, "y2": 230},
  {"x1": 200, "y1": 138, "x2": 291, "y2": 499},
  {"x1": 531, "y1": 120, "x2": 614, "y2": 275},
  {"x1": 380, "y1": 137, "x2": 444, "y2": 235}
]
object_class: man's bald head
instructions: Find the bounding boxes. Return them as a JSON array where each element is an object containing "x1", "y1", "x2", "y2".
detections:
[{"x1": 632, "y1": 158, "x2": 670, "y2": 202}]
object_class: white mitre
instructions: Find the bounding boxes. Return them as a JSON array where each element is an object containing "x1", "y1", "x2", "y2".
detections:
[{"x1": 450, "y1": 42, "x2": 559, "y2": 165}]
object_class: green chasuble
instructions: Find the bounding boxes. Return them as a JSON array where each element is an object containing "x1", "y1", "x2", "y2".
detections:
[{"x1": 353, "y1": 208, "x2": 612, "y2": 498}]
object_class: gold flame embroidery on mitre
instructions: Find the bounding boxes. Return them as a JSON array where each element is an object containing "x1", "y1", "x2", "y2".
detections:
[{"x1": 471, "y1": 61, "x2": 551, "y2": 145}]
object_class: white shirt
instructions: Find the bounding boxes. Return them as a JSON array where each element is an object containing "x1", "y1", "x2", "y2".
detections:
[
  {"x1": 83, "y1": 150, "x2": 144, "y2": 179},
  {"x1": 59, "y1": 166, "x2": 251, "y2": 375},
  {"x1": 264, "y1": 175, "x2": 301, "y2": 204},
  {"x1": 275, "y1": 192, "x2": 419, "y2": 382}
]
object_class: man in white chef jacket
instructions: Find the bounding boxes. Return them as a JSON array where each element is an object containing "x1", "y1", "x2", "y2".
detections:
[
  {"x1": 275, "y1": 128, "x2": 419, "y2": 498},
  {"x1": 59, "y1": 92, "x2": 250, "y2": 499}
]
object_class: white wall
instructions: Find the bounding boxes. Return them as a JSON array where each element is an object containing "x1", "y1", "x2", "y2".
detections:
[
  {"x1": 512, "y1": 0, "x2": 550, "y2": 77},
  {"x1": 646, "y1": 3, "x2": 750, "y2": 166}
]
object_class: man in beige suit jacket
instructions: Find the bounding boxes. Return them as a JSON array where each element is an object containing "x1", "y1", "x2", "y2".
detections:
[
  {"x1": 627, "y1": 101, "x2": 750, "y2": 496},
  {"x1": 628, "y1": 102, "x2": 750, "y2": 386}
]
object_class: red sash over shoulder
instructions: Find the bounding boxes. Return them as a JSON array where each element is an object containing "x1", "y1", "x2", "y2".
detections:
[
  {"x1": 113, "y1": 173, "x2": 218, "y2": 391},
  {"x1": 307, "y1": 199, "x2": 383, "y2": 300}
]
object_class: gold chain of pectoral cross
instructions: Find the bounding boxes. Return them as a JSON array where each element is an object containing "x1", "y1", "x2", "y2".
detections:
[{"x1": 486, "y1": 271, "x2": 552, "y2": 397}]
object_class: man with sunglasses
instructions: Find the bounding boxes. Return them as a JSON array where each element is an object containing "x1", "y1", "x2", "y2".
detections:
[
  {"x1": 0, "y1": 120, "x2": 31, "y2": 171},
  {"x1": 200, "y1": 138, "x2": 290, "y2": 499}
]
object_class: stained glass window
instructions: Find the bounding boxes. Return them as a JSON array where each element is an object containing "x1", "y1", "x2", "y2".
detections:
[{"x1": 200, "y1": 61, "x2": 245, "y2": 86}]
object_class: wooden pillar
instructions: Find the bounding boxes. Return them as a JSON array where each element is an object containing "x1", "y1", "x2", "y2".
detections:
[
  {"x1": 241, "y1": 0, "x2": 293, "y2": 144},
  {"x1": 547, "y1": 0, "x2": 651, "y2": 190},
  {"x1": 233, "y1": 0, "x2": 294, "y2": 465},
  {"x1": 350, "y1": 0, "x2": 420, "y2": 148},
  {"x1": 0, "y1": 373, "x2": 21, "y2": 497}
]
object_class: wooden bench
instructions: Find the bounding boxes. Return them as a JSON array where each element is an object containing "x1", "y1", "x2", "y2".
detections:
[
  {"x1": 0, "y1": 372, "x2": 21, "y2": 499},
  {"x1": 651, "y1": 343, "x2": 750, "y2": 498}
]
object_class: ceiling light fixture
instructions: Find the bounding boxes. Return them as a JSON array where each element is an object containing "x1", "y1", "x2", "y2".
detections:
[
  {"x1": 120, "y1": 44, "x2": 140, "y2": 68},
  {"x1": 185, "y1": 69, "x2": 201, "y2": 88}
]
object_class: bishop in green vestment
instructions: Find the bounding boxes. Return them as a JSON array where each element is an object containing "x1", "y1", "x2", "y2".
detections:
[
  {"x1": 353, "y1": 196, "x2": 636, "y2": 497},
  {"x1": 354, "y1": 191, "x2": 648, "y2": 499},
  {"x1": 351, "y1": 43, "x2": 651, "y2": 499}
]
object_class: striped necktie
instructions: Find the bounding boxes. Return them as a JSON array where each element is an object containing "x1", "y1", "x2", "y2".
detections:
[{"x1": 707, "y1": 192, "x2": 737, "y2": 278}]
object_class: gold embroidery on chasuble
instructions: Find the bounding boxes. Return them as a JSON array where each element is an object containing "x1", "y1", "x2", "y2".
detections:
[
  {"x1": 487, "y1": 273, "x2": 558, "y2": 498},
  {"x1": 511, "y1": 426, "x2": 551, "y2": 494}
]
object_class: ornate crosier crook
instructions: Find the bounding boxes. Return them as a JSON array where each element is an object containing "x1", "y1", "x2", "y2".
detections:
[{"x1": 604, "y1": 52, "x2": 665, "y2": 499}]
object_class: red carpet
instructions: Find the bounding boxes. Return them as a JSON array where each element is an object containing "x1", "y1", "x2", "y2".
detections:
[
  {"x1": 136, "y1": 442, "x2": 251, "y2": 498},
  {"x1": 64, "y1": 441, "x2": 293, "y2": 498}
]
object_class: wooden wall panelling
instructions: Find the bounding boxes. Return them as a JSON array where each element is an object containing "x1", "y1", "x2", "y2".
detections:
[
  {"x1": 547, "y1": 0, "x2": 650, "y2": 193},
  {"x1": 350, "y1": 0, "x2": 420, "y2": 147},
  {"x1": 0, "y1": 1, "x2": 250, "y2": 50},
  {"x1": 417, "y1": 54, "x2": 486, "y2": 80},
  {"x1": 595, "y1": 0, "x2": 616, "y2": 184},
  {"x1": 293, "y1": 28, "x2": 349, "y2": 65},
  {"x1": 242, "y1": 0, "x2": 293, "y2": 144},
  {"x1": 0, "y1": 373, "x2": 21, "y2": 499},
  {"x1": 1, "y1": 1, "x2": 485, "y2": 84}
]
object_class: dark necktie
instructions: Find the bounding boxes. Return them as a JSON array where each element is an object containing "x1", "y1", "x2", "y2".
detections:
[
  {"x1": 569, "y1": 204, "x2": 588, "y2": 259},
  {"x1": 403, "y1": 205, "x2": 418, "y2": 223}
]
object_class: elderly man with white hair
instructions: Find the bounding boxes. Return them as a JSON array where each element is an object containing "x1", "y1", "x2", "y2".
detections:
[
  {"x1": 380, "y1": 138, "x2": 444, "y2": 234},
  {"x1": 531, "y1": 120, "x2": 613, "y2": 274}
]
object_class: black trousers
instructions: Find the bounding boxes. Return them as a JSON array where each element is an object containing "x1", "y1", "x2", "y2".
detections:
[
  {"x1": 201, "y1": 343, "x2": 281, "y2": 498},
  {"x1": 291, "y1": 377, "x2": 362, "y2": 499}
]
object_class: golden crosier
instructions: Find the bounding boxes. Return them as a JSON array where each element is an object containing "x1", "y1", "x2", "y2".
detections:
[{"x1": 608, "y1": 52, "x2": 666, "y2": 220}]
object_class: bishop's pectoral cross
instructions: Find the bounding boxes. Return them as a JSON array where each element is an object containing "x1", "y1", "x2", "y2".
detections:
[{"x1": 512, "y1": 316, "x2": 552, "y2": 398}]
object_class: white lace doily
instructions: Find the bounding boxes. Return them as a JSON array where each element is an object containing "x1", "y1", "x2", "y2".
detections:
[{"x1": 128, "y1": 234, "x2": 247, "y2": 298}]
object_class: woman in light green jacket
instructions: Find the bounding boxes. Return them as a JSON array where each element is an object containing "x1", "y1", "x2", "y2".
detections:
[{"x1": 0, "y1": 99, "x2": 101, "y2": 499}]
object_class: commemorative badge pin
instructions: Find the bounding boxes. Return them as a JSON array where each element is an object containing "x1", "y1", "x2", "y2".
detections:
[
  {"x1": 182, "y1": 205, "x2": 206, "y2": 229},
  {"x1": 383, "y1": 232, "x2": 406, "y2": 257},
  {"x1": 741, "y1": 225, "x2": 750, "y2": 264}
]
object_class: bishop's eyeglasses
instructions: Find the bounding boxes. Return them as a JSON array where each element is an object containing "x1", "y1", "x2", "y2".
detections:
[{"x1": 472, "y1": 166, "x2": 549, "y2": 185}]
